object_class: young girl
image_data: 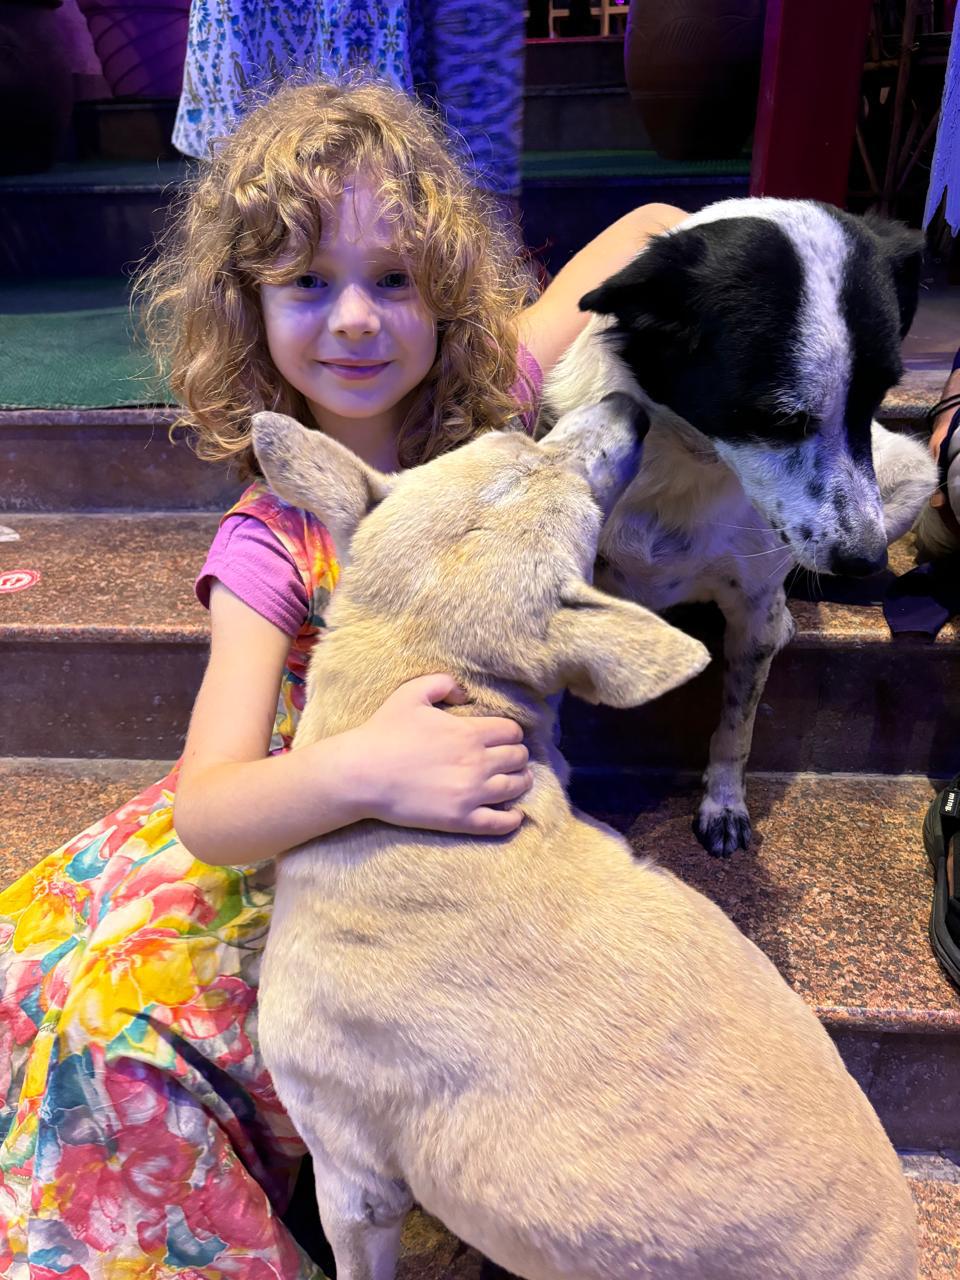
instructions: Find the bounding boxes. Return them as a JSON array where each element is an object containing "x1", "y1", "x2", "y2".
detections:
[{"x1": 0, "y1": 79, "x2": 685, "y2": 1275}]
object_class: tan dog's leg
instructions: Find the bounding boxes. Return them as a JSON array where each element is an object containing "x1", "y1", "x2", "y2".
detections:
[{"x1": 297, "y1": 1124, "x2": 412, "y2": 1280}]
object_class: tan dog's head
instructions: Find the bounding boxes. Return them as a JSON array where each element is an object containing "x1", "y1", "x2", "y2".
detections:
[{"x1": 252, "y1": 394, "x2": 709, "y2": 707}]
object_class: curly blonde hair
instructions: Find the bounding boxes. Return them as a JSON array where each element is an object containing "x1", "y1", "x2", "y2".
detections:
[{"x1": 137, "y1": 77, "x2": 539, "y2": 476}]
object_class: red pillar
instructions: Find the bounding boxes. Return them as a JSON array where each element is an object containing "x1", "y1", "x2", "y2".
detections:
[{"x1": 750, "y1": 0, "x2": 873, "y2": 206}]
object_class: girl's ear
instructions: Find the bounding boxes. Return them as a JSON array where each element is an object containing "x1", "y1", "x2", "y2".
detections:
[
  {"x1": 546, "y1": 578, "x2": 710, "y2": 707},
  {"x1": 251, "y1": 412, "x2": 395, "y2": 561}
]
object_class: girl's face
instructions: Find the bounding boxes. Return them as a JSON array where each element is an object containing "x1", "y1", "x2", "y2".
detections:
[{"x1": 260, "y1": 177, "x2": 437, "y2": 470}]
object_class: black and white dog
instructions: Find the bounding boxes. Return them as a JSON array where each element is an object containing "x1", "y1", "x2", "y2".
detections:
[{"x1": 541, "y1": 198, "x2": 937, "y2": 856}]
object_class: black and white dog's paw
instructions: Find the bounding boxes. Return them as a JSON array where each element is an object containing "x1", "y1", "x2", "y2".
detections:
[{"x1": 694, "y1": 798, "x2": 752, "y2": 857}]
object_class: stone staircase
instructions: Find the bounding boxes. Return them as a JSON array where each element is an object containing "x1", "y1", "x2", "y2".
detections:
[
  {"x1": 0, "y1": 37, "x2": 751, "y2": 281},
  {"x1": 2, "y1": 380, "x2": 960, "y2": 1274}
]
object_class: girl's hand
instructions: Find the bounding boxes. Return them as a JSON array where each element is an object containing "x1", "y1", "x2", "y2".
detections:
[{"x1": 346, "y1": 674, "x2": 532, "y2": 836}]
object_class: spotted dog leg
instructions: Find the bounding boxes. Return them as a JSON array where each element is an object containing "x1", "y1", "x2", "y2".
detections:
[{"x1": 694, "y1": 588, "x2": 795, "y2": 857}]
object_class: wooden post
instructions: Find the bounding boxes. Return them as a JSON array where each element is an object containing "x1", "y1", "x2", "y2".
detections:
[{"x1": 750, "y1": 0, "x2": 873, "y2": 206}]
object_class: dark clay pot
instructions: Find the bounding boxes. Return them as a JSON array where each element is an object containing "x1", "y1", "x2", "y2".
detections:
[
  {"x1": 0, "y1": 2, "x2": 74, "y2": 175},
  {"x1": 75, "y1": 0, "x2": 190, "y2": 98},
  {"x1": 625, "y1": 0, "x2": 766, "y2": 161}
]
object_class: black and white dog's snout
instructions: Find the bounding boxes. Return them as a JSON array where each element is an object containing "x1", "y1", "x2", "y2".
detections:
[{"x1": 828, "y1": 544, "x2": 888, "y2": 577}]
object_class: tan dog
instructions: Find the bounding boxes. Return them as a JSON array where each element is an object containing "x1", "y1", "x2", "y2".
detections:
[{"x1": 253, "y1": 395, "x2": 917, "y2": 1280}]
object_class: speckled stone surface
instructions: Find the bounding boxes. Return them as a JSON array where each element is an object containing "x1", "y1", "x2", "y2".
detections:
[
  {"x1": 600, "y1": 771, "x2": 960, "y2": 1030},
  {"x1": 2, "y1": 517, "x2": 935, "y2": 643},
  {"x1": 4, "y1": 762, "x2": 960, "y2": 1270},
  {"x1": 0, "y1": 757, "x2": 171, "y2": 887},
  {"x1": 789, "y1": 533, "x2": 958, "y2": 646},
  {"x1": 908, "y1": 1169, "x2": 960, "y2": 1280},
  {"x1": 0, "y1": 512, "x2": 216, "y2": 640},
  {"x1": 6, "y1": 516, "x2": 959, "y2": 771},
  {"x1": 0, "y1": 412, "x2": 243, "y2": 513},
  {"x1": 398, "y1": 1211, "x2": 483, "y2": 1280},
  {"x1": 4, "y1": 765, "x2": 957, "y2": 1027},
  {"x1": 882, "y1": 367, "x2": 950, "y2": 424}
]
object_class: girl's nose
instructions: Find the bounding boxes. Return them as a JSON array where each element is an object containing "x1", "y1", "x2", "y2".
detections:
[{"x1": 329, "y1": 284, "x2": 380, "y2": 339}]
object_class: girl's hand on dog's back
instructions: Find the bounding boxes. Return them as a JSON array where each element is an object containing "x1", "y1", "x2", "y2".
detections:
[
  {"x1": 344, "y1": 673, "x2": 531, "y2": 836},
  {"x1": 175, "y1": 590, "x2": 529, "y2": 865}
]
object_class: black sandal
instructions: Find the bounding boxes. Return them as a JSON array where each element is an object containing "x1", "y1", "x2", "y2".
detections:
[{"x1": 923, "y1": 774, "x2": 960, "y2": 988}]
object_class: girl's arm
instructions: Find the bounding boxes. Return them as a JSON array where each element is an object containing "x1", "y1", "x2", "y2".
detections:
[
  {"x1": 174, "y1": 582, "x2": 531, "y2": 866},
  {"x1": 517, "y1": 203, "x2": 689, "y2": 379},
  {"x1": 930, "y1": 364, "x2": 960, "y2": 459}
]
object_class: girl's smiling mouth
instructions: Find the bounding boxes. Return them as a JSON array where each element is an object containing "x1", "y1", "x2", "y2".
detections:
[{"x1": 319, "y1": 359, "x2": 391, "y2": 380}]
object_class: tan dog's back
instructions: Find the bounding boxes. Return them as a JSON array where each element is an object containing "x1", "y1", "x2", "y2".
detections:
[
  {"x1": 254, "y1": 403, "x2": 917, "y2": 1280},
  {"x1": 270, "y1": 796, "x2": 914, "y2": 1280}
]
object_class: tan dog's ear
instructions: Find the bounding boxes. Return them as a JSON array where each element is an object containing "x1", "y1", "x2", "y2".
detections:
[
  {"x1": 251, "y1": 412, "x2": 394, "y2": 561},
  {"x1": 548, "y1": 579, "x2": 710, "y2": 706}
]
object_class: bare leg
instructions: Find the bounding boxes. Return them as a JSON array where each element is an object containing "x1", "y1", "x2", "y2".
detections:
[{"x1": 695, "y1": 589, "x2": 794, "y2": 856}]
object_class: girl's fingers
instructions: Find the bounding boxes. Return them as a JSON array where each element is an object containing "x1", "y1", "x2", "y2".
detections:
[
  {"x1": 476, "y1": 717, "x2": 524, "y2": 747},
  {"x1": 464, "y1": 806, "x2": 525, "y2": 836},
  {"x1": 485, "y1": 744, "x2": 529, "y2": 774},
  {"x1": 404, "y1": 672, "x2": 467, "y2": 706},
  {"x1": 483, "y1": 771, "x2": 533, "y2": 804}
]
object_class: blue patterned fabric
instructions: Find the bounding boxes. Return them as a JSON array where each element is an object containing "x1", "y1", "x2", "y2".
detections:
[
  {"x1": 925, "y1": 26, "x2": 960, "y2": 232},
  {"x1": 173, "y1": 0, "x2": 524, "y2": 195}
]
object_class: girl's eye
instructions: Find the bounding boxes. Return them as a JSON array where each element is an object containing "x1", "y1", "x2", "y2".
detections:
[
  {"x1": 379, "y1": 270, "x2": 410, "y2": 290},
  {"x1": 293, "y1": 274, "x2": 325, "y2": 290}
]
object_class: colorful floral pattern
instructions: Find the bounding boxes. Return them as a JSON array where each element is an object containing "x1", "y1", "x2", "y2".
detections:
[{"x1": 0, "y1": 483, "x2": 337, "y2": 1277}]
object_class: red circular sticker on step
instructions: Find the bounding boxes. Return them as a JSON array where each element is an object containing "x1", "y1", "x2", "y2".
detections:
[{"x1": 0, "y1": 569, "x2": 40, "y2": 593}]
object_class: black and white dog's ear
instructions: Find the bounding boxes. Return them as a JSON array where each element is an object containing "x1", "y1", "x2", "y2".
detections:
[
  {"x1": 578, "y1": 228, "x2": 708, "y2": 346},
  {"x1": 862, "y1": 212, "x2": 924, "y2": 339},
  {"x1": 576, "y1": 229, "x2": 708, "y2": 406}
]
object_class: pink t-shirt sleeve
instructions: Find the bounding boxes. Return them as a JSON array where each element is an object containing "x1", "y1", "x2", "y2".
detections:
[
  {"x1": 195, "y1": 513, "x2": 309, "y2": 637},
  {"x1": 514, "y1": 344, "x2": 544, "y2": 434}
]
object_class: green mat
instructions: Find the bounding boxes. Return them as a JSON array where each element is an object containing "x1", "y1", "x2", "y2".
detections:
[
  {"x1": 522, "y1": 149, "x2": 751, "y2": 180},
  {"x1": 0, "y1": 142, "x2": 751, "y2": 410},
  {"x1": 0, "y1": 281, "x2": 170, "y2": 410}
]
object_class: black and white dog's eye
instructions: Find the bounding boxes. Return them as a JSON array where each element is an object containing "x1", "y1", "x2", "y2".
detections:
[{"x1": 778, "y1": 411, "x2": 814, "y2": 435}]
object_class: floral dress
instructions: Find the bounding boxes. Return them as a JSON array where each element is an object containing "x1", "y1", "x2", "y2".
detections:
[{"x1": 0, "y1": 483, "x2": 337, "y2": 1278}]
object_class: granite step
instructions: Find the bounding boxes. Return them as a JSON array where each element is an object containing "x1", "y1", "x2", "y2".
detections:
[
  {"x1": 0, "y1": 512, "x2": 954, "y2": 770},
  {"x1": 0, "y1": 512, "x2": 215, "y2": 760},
  {"x1": 2, "y1": 760, "x2": 959, "y2": 1161},
  {"x1": 0, "y1": 409, "x2": 241, "y2": 513},
  {"x1": 562, "y1": 532, "x2": 960, "y2": 777}
]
